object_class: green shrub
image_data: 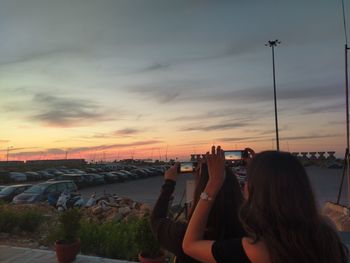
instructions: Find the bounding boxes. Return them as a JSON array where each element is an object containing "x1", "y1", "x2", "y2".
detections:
[
  {"x1": 78, "y1": 217, "x2": 160, "y2": 261},
  {"x1": 133, "y1": 217, "x2": 161, "y2": 258},
  {"x1": 18, "y1": 210, "x2": 45, "y2": 232},
  {"x1": 58, "y1": 208, "x2": 82, "y2": 243},
  {"x1": 0, "y1": 208, "x2": 18, "y2": 232},
  {"x1": 0, "y1": 206, "x2": 45, "y2": 233}
]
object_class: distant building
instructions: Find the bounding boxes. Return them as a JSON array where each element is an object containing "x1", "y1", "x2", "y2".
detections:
[
  {"x1": 0, "y1": 161, "x2": 25, "y2": 167},
  {"x1": 25, "y1": 159, "x2": 86, "y2": 167}
]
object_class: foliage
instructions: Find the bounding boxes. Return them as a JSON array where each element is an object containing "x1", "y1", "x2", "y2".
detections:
[
  {"x1": 133, "y1": 216, "x2": 161, "y2": 259},
  {"x1": 18, "y1": 209, "x2": 45, "y2": 232},
  {"x1": 0, "y1": 206, "x2": 44, "y2": 233},
  {"x1": 57, "y1": 208, "x2": 82, "y2": 243},
  {"x1": 79, "y1": 219, "x2": 139, "y2": 261},
  {"x1": 75, "y1": 216, "x2": 160, "y2": 260}
]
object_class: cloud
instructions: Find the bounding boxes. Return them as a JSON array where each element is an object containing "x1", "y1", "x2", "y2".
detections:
[
  {"x1": 69, "y1": 140, "x2": 162, "y2": 152},
  {"x1": 10, "y1": 140, "x2": 163, "y2": 159},
  {"x1": 130, "y1": 85, "x2": 183, "y2": 103},
  {"x1": 301, "y1": 102, "x2": 344, "y2": 115},
  {"x1": 0, "y1": 140, "x2": 10, "y2": 144},
  {"x1": 216, "y1": 133, "x2": 340, "y2": 144},
  {"x1": 113, "y1": 128, "x2": 141, "y2": 136},
  {"x1": 129, "y1": 80, "x2": 342, "y2": 107},
  {"x1": 281, "y1": 134, "x2": 340, "y2": 141},
  {"x1": 181, "y1": 122, "x2": 249, "y2": 132},
  {"x1": 0, "y1": 46, "x2": 85, "y2": 68},
  {"x1": 133, "y1": 40, "x2": 263, "y2": 74},
  {"x1": 28, "y1": 93, "x2": 114, "y2": 127},
  {"x1": 82, "y1": 128, "x2": 142, "y2": 139},
  {"x1": 138, "y1": 63, "x2": 171, "y2": 73}
]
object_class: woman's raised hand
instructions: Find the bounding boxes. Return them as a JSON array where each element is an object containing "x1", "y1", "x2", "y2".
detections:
[
  {"x1": 164, "y1": 162, "x2": 180, "y2": 182},
  {"x1": 205, "y1": 146, "x2": 226, "y2": 191}
]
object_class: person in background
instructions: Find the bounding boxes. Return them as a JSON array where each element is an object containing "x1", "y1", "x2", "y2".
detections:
[
  {"x1": 151, "y1": 159, "x2": 245, "y2": 263},
  {"x1": 183, "y1": 146, "x2": 348, "y2": 263}
]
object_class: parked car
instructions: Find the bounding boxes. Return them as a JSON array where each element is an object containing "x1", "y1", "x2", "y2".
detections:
[
  {"x1": 12, "y1": 180, "x2": 77, "y2": 204},
  {"x1": 119, "y1": 170, "x2": 138, "y2": 180},
  {"x1": 8, "y1": 172, "x2": 27, "y2": 182},
  {"x1": 0, "y1": 186, "x2": 6, "y2": 191},
  {"x1": 25, "y1": 172, "x2": 42, "y2": 181},
  {"x1": 102, "y1": 172, "x2": 124, "y2": 183},
  {"x1": 48, "y1": 174, "x2": 87, "y2": 189},
  {"x1": 0, "y1": 184, "x2": 32, "y2": 202},
  {"x1": 130, "y1": 169, "x2": 148, "y2": 178},
  {"x1": 88, "y1": 174, "x2": 105, "y2": 185}
]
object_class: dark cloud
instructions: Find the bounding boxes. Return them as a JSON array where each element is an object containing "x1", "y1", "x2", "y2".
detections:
[
  {"x1": 301, "y1": 102, "x2": 344, "y2": 114},
  {"x1": 181, "y1": 122, "x2": 249, "y2": 132},
  {"x1": 70, "y1": 140, "x2": 162, "y2": 152},
  {"x1": 0, "y1": 147, "x2": 39, "y2": 153},
  {"x1": 282, "y1": 134, "x2": 340, "y2": 141},
  {"x1": 138, "y1": 63, "x2": 171, "y2": 73},
  {"x1": 216, "y1": 136, "x2": 266, "y2": 142},
  {"x1": 83, "y1": 128, "x2": 142, "y2": 139},
  {"x1": 216, "y1": 132, "x2": 340, "y2": 144},
  {"x1": 113, "y1": 128, "x2": 141, "y2": 136},
  {"x1": 130, "y1": 85, "x2": 183, "y2": 103},
  {"x1": 0, "y1": 47, "x2": 84, "y2": 68},
  {"x1": 29, "y1": 93, "x2": 114, "y2": 127},
  {"x1": 129, "y1": 81, "x2": 342, "y2": 106},
  {"x1": 10, "y1": 140, "x2": 163, "y2": 159}
]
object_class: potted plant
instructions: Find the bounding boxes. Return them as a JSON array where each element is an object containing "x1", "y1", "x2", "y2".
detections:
[
  {"x1": 55, "y1": 208, "x2": 82, "y2": 263},
  {"x1": 134, "y1": 216, "x2": 165, "y2": 263}
]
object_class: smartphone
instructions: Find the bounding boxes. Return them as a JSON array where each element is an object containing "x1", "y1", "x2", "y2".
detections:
[
  {"x1": 224, "y1": 150, "x2": 244, "y2": 161},
  {"x1": 178, "y1": 162, "x2": 196, "y2": 173}
]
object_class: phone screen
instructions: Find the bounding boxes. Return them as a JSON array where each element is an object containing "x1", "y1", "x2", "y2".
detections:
[
  {"x1": 179, "y1": 162, "x2": 195, "y2": 173},
  {"x1": 224, "y1": 151, "x2": 243, "y2": 161}
]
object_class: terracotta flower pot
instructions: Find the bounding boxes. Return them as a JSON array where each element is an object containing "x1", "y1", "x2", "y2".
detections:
[
  {"x1": 138, "y1": 251, "x2": 165, "y2": 263},
  {"x1": 55, "y1": 239, "x2": 81, "y2": 263}
]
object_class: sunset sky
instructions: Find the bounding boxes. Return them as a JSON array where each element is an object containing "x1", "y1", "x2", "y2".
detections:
[{"x1": 0, "y1": 0, "x2": 348, "y2": 161}]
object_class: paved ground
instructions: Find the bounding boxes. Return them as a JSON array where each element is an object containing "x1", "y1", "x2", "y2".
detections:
[
  {"x1": 78, "y1": 166, "x2": 346, "y2": 208},
  {"x1": 0, "y1": 245, "x2": 134, "y2": 263},
  {"x1": 78, "y1": 174, "x2": 193, "y2": 205}
]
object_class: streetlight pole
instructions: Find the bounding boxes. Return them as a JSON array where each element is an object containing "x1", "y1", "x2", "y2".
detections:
[
  {"x1": 6, "y1": 146, "x2": 13, "y2": 162},
  {"x1": 266, "y1": 39, "x2": 281, "y2": 151}
]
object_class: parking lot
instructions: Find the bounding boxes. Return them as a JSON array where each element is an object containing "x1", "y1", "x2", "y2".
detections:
[
  {"x1": 0, "y1": 164, "x2": 346, "y2": 207},
  {"x1": 78, "y1": 173, "x2": 193, "y2": 205}
]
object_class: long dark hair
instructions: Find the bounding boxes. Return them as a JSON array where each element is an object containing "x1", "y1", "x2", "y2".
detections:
[
  {"x1": 240, "y1": 151, "x2": 348, "y2": 263},
  {"x1": 190, "y1": 164, "x2": 245, "y2": 240}
]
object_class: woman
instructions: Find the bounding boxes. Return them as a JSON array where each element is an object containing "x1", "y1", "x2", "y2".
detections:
[
  {"x1": 183, "y1": 146, "x2": 348, "y2": 263},
  {"x1": 151, "y1": 160, "x2": 245, "y2": 263}
]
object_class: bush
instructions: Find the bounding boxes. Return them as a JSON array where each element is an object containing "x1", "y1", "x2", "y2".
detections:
[
  {"x1": 18, "y1": 210, "x2": 45, "y2": 232},
  {"x1": 79, "y1": 219, "x2": 139, "y2": 261},
  {"x1": 58, "y1": 208, "x2": 82, "y2": 243},
  {"x1": 0, "y1": 208, "x2": 18, "y2": 232},
  {"x1": 0, "y1": 206, "x2": 45, "y2": 233},
  {"x1": 133, "y1": 217, "x2": 161, "y2": 258}
]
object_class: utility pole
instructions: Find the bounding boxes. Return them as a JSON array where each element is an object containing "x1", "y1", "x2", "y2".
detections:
[
  {"x1": 266, "y1": 39, "x2": 281, "y2": 151},
  {"x1": 6, "y1": 146, "x2": 13, "y2": 162},
  {"x1": 345, "y1": 43, "x2": 350, "y2": 206}
]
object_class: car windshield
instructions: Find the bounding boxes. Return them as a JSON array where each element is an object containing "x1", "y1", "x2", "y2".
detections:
[
  {"x1": 24, "y1": 184, "x2": 48, "y2": 194},
  {"x1": 0, "y1": 186, "x2": 15, "y2": 195}
]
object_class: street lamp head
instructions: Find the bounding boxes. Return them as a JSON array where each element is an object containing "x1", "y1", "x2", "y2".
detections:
[{"x1": 265, "y1": 39, "x2": 281, "y2": 47}]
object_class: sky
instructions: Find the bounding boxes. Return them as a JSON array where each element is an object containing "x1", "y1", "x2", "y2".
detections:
[{"x1": 0, "y1": 0, "x2": 349, "y2": 161}]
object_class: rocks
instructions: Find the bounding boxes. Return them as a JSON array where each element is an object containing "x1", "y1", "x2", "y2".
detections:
[
  {"x1": 92, "y1": 206, "x2": 103, "y2": 215},
  {"x1": 83, "y1": 196, "x2": 151, "y2": 223},
  {"x1": 118, "y1": 206, "x2": 131, "y2": 215}
]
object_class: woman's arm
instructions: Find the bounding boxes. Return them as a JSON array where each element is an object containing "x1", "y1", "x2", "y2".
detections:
[
  {"x1": 150, "y1": 163, "x2": 191, "y2": 256},
  {"x1": 183, "y1": 146, "x2": 226, "y2": 263}
]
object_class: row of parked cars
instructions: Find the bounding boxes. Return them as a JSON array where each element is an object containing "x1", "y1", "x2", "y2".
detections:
[{"x1": 0, "y1": 165, "x2": 169, "y2": 204}]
